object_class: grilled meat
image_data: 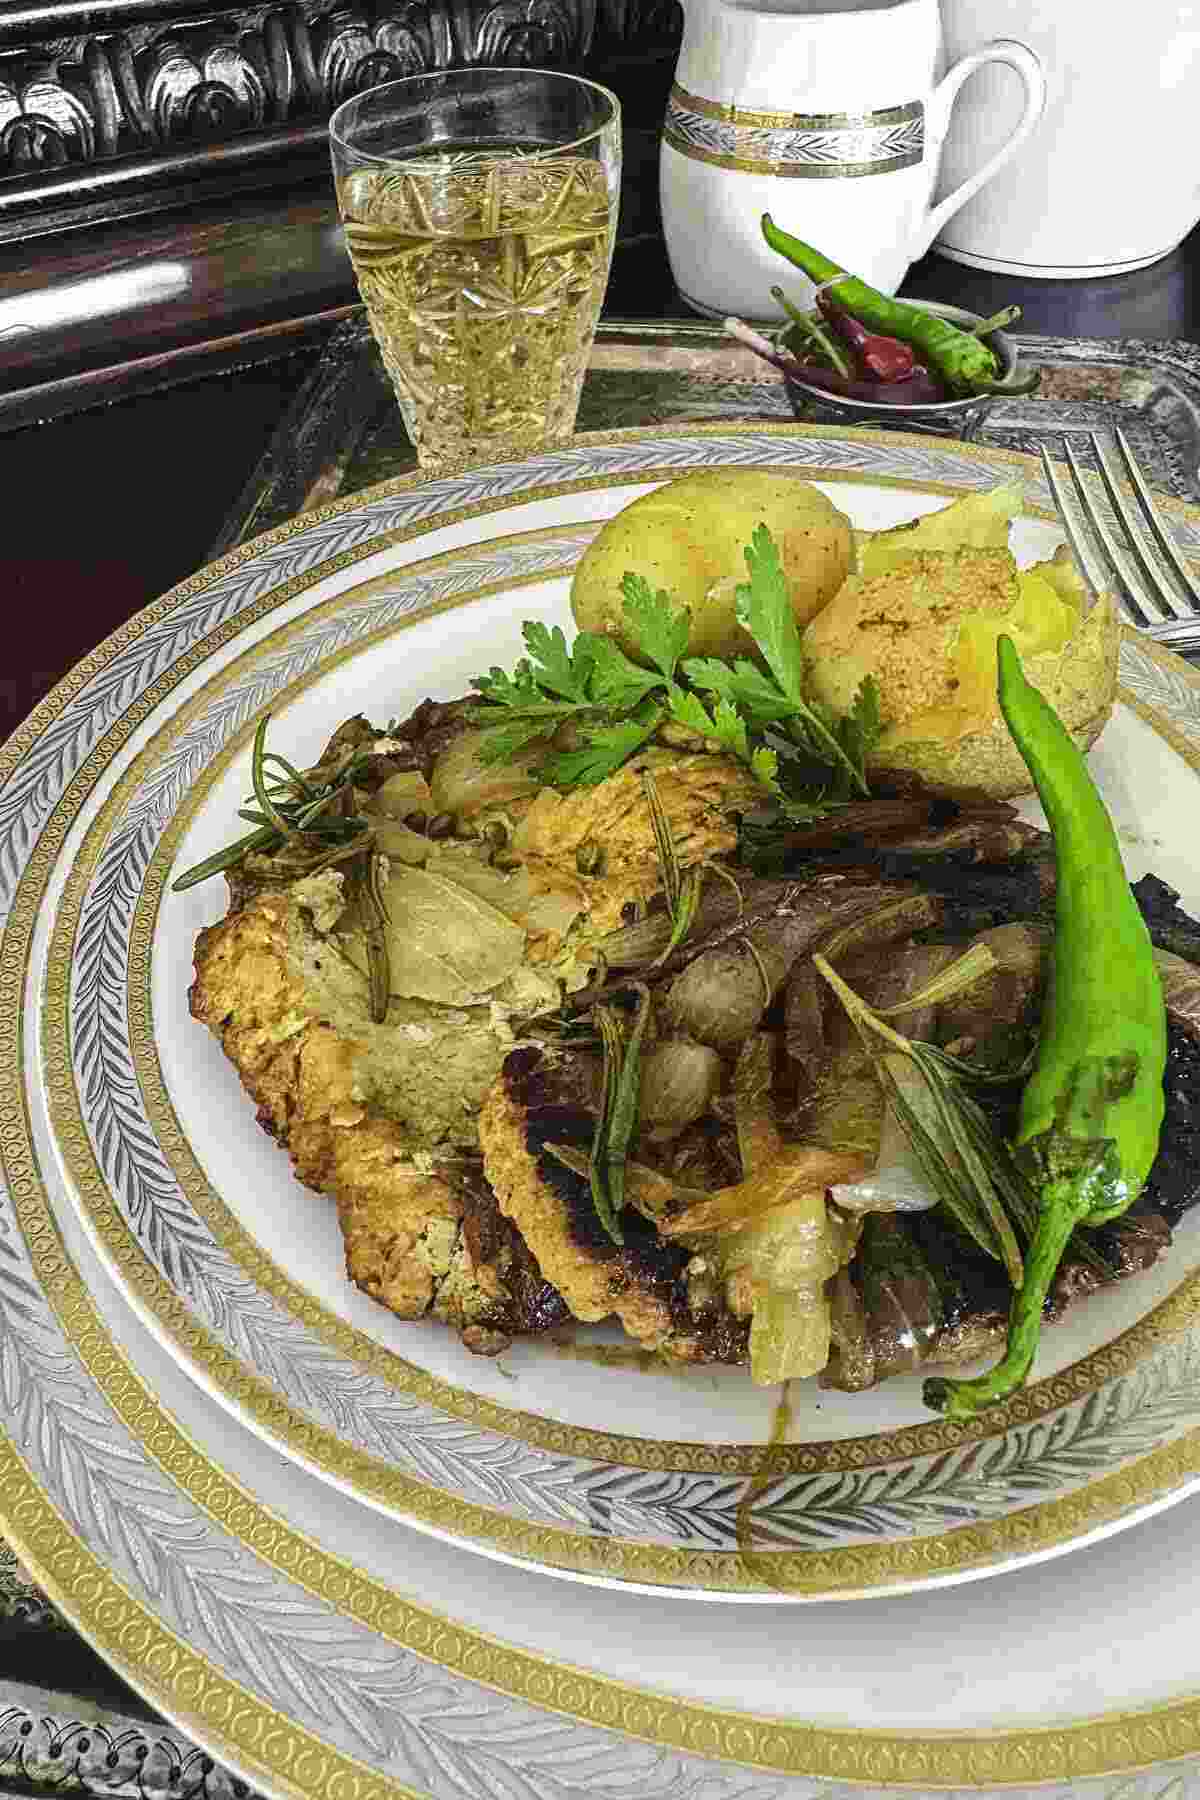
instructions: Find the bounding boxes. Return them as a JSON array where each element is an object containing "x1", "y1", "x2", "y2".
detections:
[
  {"x1": 187, "y1": 706, "x2": 764, "y2": 1353},
  {"x1": 189, "y1": 884, "x2": 568, "y2": 1349},
  {"x1": 478, "y1": 1043, "x2": 748, "y2": 1364},
  {"x1": 188, "y1": 693, "x2": 1200, "y2": 1382}
]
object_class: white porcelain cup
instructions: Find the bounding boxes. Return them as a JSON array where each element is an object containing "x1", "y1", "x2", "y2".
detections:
[
  {"x1": 935, "y1": 0, "x2": 1200, "y2": 277},
  {"x1": 660, "y1": 0, "x2": 1046, "y2": 322}
]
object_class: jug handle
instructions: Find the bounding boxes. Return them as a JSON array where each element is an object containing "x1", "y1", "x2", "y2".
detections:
[{"x1": 916, "y1": 38, "x2": 1046, "y2": 256}]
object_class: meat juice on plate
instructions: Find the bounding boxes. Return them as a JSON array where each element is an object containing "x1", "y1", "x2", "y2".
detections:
[{"x1": 339, "y1": 145, "x2": 616, "y2": 470}]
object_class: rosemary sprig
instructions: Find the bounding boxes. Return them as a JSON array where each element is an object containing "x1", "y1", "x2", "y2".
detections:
[
  {"x1": 591, "y1": 1008, "x2": 625, "y2": 1244},
  {"x1": 589, "y1": 984, "x2": 652, "y2": 1244},
  {"x1": 643, "y1": 770, "x2": 700, "y2": 966},
  {"x1": 172, "y1": 824, "x2": 279, "y2": 891},
  {"x1": 814, "y1": 950, "x2": 1028, "y2": 1286},
  {"x1": 642, "y1": 770, "x2": 743, "y2": 968},
  {"x1": 171, "y1": 715, "x2": 378, "y2": 892},
  {"x1": 606, "y1": 983, "x2": 651, "y2": 1222}
]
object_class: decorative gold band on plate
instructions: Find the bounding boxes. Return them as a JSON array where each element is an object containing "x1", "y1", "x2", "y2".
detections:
[{"x1": 663, "y1": 83, "x2": 924, "y2": 178}]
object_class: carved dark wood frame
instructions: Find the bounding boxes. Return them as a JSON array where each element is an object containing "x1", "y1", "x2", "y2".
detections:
[{"x1": 0, "y1": 0, "x2": 681, "y2": 242}]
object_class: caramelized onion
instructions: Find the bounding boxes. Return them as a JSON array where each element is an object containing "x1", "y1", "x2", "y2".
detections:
[
  {"x1": 830, "y1": 1059, "x2": 941, "y2": 1215},
  {"x1": 666, "y1": 938, "x2": 786, "y2": 1049},
  {"x1": 639, "y1": 1038, "x2": 723, "y2": 1136}
]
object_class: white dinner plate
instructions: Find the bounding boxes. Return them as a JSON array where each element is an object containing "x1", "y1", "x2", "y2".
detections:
[
  {"x1": 18, "y1": 423, "x2": 1200, "y2": 1603},
  {"x1": 10, "y1": 566, "x2": 1200, "y2": 1793}
]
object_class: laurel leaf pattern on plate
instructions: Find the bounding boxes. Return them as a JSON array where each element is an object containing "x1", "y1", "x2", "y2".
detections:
[
  {"x1": 7, "y1": 433, "x2": 1200, "y2": 1794},
  {"x1": 0, "y1": 1171, "x2": 843, "y2": 1797},
  {"x1": 48, "y1": 444, "x2": 1200, "y2": 1556}
]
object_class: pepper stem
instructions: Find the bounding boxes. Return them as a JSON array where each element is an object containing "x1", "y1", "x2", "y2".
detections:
[
  {"x1": 922, "y1": 1190, "x2": 1077, "y2": 1420},
  {"x1": 923, "y1": 1154, "x2": 1108, "y2": 1421},
  {"x1": 969, "y1": 369, "x2": 1042, "y2": 396},
  {"x1": 970, "y1": 305, "x2": 1022, "y2": 336},
  {"x1": 770, "y1": 285, "x2": 852, "y2": 379}
]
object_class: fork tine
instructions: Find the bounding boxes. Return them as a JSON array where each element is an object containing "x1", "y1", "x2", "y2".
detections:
[
  {"x1": 1109, "y1": 426, "x2": 1200, "y2": 616},
  {"x1": 1037, "y1": 446, "x2": 1111, "y2": 603},
  {"x1": 1089, "y1": 432, "x2": 1193, "y2": 622},
  {"x1": 1060, "y1": 437, "x2": 1170, "y2": 628}
]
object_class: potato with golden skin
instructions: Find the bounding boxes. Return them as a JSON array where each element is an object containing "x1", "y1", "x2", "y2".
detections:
[
  {"x1": 571, "y1": 469, "x2": 854, "y2": 663},
  {"x1": 802, "y1": 542, "x2": 1120, "y2": 799}
]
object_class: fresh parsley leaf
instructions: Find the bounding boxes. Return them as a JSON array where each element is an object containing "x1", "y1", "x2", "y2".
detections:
[
  {"x1": 472, "y1": 658, "x2": 543, "y2": 707},
  {"x1": 522, "y1": 621, "x2": 593, "y2": 701},
  {"x1": 665, "y1": 685, "x2": 717, "y2": 739},
  {"x1": 750, "y1": 743, "x2": 783, "y2": 799},
  {"x1": 465, "y1": 537, "x2": 881, "y2": 803},
  {"x1": 681, "y1": 655, "x2": 797, "y2": 724},
  {"x1": 710, "y1": 696, "x2": 750, "y2": 764},
  {"x1": 781, "y1": 676, "x2": 882, "y2": 801},
  {"x1": 721, "y1": 527, "x2": 866, "y2": 796},
  {"x1": 778, "y1": 703, "x2": 837, "y2": 763},
  {"x1": 777, "y1": 687, "x2": 871, "y2": 798},
  {"x1": 472, "y1": 715, "x2": 568, "y2": 765},
  {"x1": 536, "y1": 708, "x2": 664, "y2": 787},
  {"x1": 620, "y1": 575, "x2": 691, "y2": 682},
  {"x1": 842, "y1": 674, "x2": 883, "y2": 768},
  {"x1": 734, "y1": 524, "x2": 806, "y2": 707},
  {"x1": 664, "y1": 686, "x2": 750, "y2": 763},
  {"x1": 586, "y1": 637, "x2": 667, "y2": 711}
]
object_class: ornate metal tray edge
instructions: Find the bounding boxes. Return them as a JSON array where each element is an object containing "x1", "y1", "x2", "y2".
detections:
[{"x1": 212, "y1": 316, "x2": 1200, "y2": 555}]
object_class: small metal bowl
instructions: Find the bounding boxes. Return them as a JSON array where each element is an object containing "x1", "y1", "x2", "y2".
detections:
[{"x1": 778, "y1": 298, "x2": 1028, "y2": 441}]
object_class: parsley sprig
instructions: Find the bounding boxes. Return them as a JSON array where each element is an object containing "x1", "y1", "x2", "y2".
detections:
[{"x1": 469, "y1": 524, "x2": 882, "y2": 813}]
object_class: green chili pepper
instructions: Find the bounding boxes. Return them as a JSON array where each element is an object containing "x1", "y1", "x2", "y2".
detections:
[
  {"x1": 760, "y1": 215, "x2": 1039, "y2": 398},
  {"x1": 923, "y1": 636, "x2": 1167, "y2": 1421}
]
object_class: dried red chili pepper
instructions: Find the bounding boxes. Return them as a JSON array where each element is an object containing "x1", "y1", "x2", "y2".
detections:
[
  {"x1": 790, "y1": 359, "x2": 947, "y2": 406},
  {"x1": 817, "y1": 292, "x2": 916, "y2": 383}
]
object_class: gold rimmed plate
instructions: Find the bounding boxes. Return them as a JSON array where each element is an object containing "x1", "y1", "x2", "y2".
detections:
[
  {"x1": 21, "y1": 931, "x2": 1200, "y2": 1800},
  {"x1": 27, "y1": 423, "x2": 1200, "y2": 1599}
]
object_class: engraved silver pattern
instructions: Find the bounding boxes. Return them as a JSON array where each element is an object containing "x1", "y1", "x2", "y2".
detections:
[
  {"x1": 4, "y1": 429, "x2": 1200, "y2": 1793},
  {"x1": 45, "y1": 432, "x2": 1200, "y2": 1566},
  {"x1": 663, "y1": 89, "x2": 924, "y2": 177}
]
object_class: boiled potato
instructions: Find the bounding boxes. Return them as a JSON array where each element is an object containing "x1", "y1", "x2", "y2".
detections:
[
  {"x1": 855, "y1": 482, "x2": 1023, "y2": 579},
  {"x1": 802, "y1": 543, "x2": 1119, "y2": 798},
  {"x1": 571, "y1": 469, "x2": 854, "y2": 663}
]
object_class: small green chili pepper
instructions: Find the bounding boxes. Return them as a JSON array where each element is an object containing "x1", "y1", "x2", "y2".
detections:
[
  {"x1": 760, "y1": 215, "x2": 1039, "y2": 398},
  {"x1": 923, "y1": 636, "x2": 1167, "y2": 1421}
]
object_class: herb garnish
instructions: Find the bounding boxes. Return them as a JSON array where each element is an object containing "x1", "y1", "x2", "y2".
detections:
[
  {"x1": 589, "y1": 984, "x2": 652, "y2": 1244},
  {"x1": 469, "y1": 525, "x2": 882, "y2": 814},
  {"x1": 172, "y1": 716, "x2": 380, "y2": 892},
  {"x1": 642, "y1": 769, "x2": 742, "y2": 966},
  {"x1": 171, "y1": 715, "x2": 395, "y2": 1018},
  {"x1": 814, "y1": 949, "x2": 1034, "y2": 1285}
]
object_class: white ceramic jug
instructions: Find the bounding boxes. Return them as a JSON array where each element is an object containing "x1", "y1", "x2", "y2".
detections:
[{"x1": 660, "y1": 0, "x2": 1045, "y2": 321}]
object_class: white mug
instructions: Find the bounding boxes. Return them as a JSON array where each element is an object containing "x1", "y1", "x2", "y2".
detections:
[
  {"x1": 659, "y1": 0, "x2": 1046, "y2": 322},
  {"x1": 935, "y1": 0, "x2": 1200, "y2": 276}
]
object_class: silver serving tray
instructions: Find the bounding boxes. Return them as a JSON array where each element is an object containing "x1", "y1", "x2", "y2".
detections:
[{"x1": 212, "y1": 314, "x2": 1200, "y2": 558}]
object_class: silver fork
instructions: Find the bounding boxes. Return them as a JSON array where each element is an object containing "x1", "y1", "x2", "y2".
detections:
[{"x1": 1038, "y1": 430, "x2": 1200, "y2": 654}]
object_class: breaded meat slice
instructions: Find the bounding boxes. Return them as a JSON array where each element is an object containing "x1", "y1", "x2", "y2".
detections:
[
  {"x1": 478, "y1": 1042, "x2": 749, "y2": 1365},
  {"x1": 510, "y1": 746, "x2": 761, "y2": 942},
  {"x1": 189, "y1": 884, "x2": 567, "y2": 1352}
]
